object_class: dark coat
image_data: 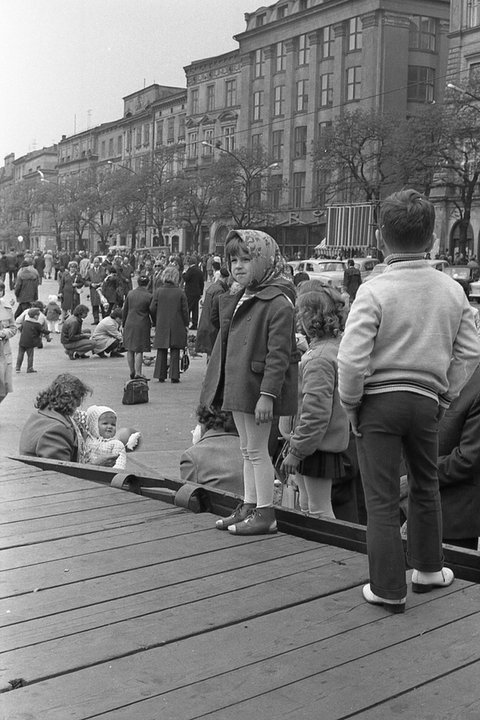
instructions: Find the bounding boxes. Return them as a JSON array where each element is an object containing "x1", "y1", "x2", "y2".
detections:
[
  {"x1": 58, "y1": 271, "x2": 83, "y2": 312},
  {"x1": 437, "y1": 364, "x2": 480, "y2": 538},
  {"x1": 86, "y1": 266, "x2": 107, "y2": 306},
  {"x1": 19, "y1": 408, "x2": 79, "y2": 461},
  {"x1": 183, "y1": 264, "x2": 204, "y2": 300},
  {"x1": 61, "y1": 314, "x2": 89, "y2": 346},
  {"x1": 14, "y1": 266, "x2": 39, "y2": 303},
  {"x1": 180, "y1": 430, "x2": 244, "y2": 495},
  {"x1": 101, "y1": 272, "x2": 122, "y2": 306},
  {"x1": 200, "y1": 279, "x2": 299, "y2": 416},
  {"x1": 195, "y1": 278, "x2": 228, "y2": 354},
  {"x1": 122, "y1": 286, "x2": 153, "y2": 352},
  {"x1": 343, "y1": 266, "x2": 362, "y2": 301},
  {"x1": 150, "y1": 283, "x2": 189, "y2": 349}
]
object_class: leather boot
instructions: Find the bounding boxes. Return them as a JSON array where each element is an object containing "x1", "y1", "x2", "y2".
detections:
[
  {"x1": 228, "y1": 506, "x2": 277, "y2": 535},
  {"x1": 216, "y1": 502, "x2": 255, "y2": 530}
]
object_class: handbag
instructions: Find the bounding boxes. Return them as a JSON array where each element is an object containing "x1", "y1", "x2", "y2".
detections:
[
  {"x1": 180, "y1": 347, "x2": 190, "y2": 373},
  {"x1": 122, "y1": 377, "x2": 149, "y2": 405}
]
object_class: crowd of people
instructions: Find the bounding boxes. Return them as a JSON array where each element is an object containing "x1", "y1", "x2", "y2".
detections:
[{"x1": 3, "y1": 188, "x2": 480, "y2": 615}]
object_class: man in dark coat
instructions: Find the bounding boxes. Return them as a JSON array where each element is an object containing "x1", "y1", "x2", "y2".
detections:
[
  {"x1": 183, "y1": 258, "x2": 204, "y2": 330},
  {"x1": 6, "y1": 248, "x2": 18, "y2": 290},
  {"x1": 14, "y1": 260, "x2": 39, "y2": 319},
  {"x1": 400, "y1": 362, "x2": 480, "y2": 549},
  {"x1": 343, "y1": 259, "x2": 362, "y2": 302}
]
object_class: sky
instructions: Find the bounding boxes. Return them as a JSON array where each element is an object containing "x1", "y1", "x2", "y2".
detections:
[{"x1": 0, "y1": 0, "x2": 263, "y2": 162}]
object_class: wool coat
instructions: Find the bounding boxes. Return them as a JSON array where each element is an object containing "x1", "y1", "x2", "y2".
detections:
[
  {"x1": 58, "y1": 270, "x2": 83, "y2": 312},
  {"x1": 195, "y1": 278, "x2": 228, "y2": 354},
  {"x1": 86, "y1": 266, "x2": 106, "y2": 306},
  {"x1": 200, "y1": 279, "x2": 299, "y2": 416},
  {"x1": 14, "y1": 266, "x2": 39, "y2": 303},
  {"x1": 150, "y1": 283, "x2": 189, "y2": 349},
  {"x1": 19, "y1": 408, "x2": 79, "y2": 461},
  {"x1": 183, "y1": 264, "x2": 204, "y2": 301},
  {"x1": 122, "y1": 286, "x2": 153, "y2": 352}
]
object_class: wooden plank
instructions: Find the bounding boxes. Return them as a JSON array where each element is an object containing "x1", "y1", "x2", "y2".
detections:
[
  {"x1": 0, "y1": 547, "x2": 369, "y2": 691},
  {"x1": 0, "y1": 534, "x2": 318, "y2": 628},
  {"x1": 0, "y1": 473, "x2": 113, "y2": 500},
  {"x1": 2, "y1": 583, "x2": 476, "y2": 719}
]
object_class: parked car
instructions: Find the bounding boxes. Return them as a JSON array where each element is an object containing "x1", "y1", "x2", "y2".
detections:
[
  {"x1": 364, "y1": 259, "x2": 449, "y2": 283},
  {"x1": 294, "y1": 257, "x2": 379, "y2": 287},
  {"x1": 443, "y1": 265, "x2": 476, "y2": 297}
]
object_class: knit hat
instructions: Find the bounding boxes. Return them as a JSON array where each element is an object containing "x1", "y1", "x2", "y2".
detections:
[
  {"x1": 85, "y1": 405, "x2": 117, "y2": 439},
  {"x1": 48, "y1": 294, "x2": 58, "y2": 303}
]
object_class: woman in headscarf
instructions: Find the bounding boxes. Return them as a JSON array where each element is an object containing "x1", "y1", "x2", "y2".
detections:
[{"x1": 200, "y1": 229, "x2": 299, "y2": 535}]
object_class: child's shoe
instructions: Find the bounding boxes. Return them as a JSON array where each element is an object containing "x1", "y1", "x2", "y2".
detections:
[
  {"x1": 26, "y1": 369, "x2": 37, "y2": 373},
  {"x1": 215, "y1": 502, "x2": 255, "y2": 530},
  {"x1": 228, "y1": 506, "x2": 277, "y2": 535},
  {"x1": 411, "y1": 568, "x2": 454, "y2": 593},
  {"x1": 362, "y1": 584, "x2": 406, "y2": 613}
]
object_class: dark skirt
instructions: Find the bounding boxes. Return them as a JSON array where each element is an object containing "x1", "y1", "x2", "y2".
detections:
[{"x1": 299, "y1": 449, "x2": 346, "y2": 479}]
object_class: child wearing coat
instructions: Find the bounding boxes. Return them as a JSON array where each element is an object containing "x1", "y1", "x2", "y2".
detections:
[
  {"x1": 200, "y1": 229, "x2": 299, "y2": 535},
  {"x1": 45, "y1": 294, "x2": 62, "y2": 333},
  {"x1": 82, "y1": 405, "x2": 128, "y2": 470},
  {"x1": 16, "y1": 307, "x2": 51, "y2": 373},
  {"x1": 281, "y1": 288, "x2": 349, "y2": 518}
]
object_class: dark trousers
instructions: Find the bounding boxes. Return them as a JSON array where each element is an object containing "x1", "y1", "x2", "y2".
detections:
[
  {"x1": 187, "y1": 295, "x2": 200, "y2": 329},
  {"x1": 16, "y1": 345, "x2": 34, "y2": 371},
  {"x1": 14, "y1": 302, "x2": 32, "y2": 319},
  {"x1": 154, "y1": 347, "x2": 180, "y2": 381},
  {"x1": 356, "y1": 392, "x2": 443, "y2": 601},
  {"x1": 8, "y1": 269, "x2": 17, "y2": 290}
]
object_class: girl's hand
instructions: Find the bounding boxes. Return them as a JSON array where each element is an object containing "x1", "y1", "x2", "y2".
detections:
[
  {"x1": 254, "y1": 395, "x2": 274, "y2": 425},
  {"x1": 282, "y1": 452, "x2": 300, "y2": 476}
]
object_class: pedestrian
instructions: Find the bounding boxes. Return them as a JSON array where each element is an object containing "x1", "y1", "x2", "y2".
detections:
[
  {"x1": 0, "y1": 250, "x2": 8, "y2": 282},
  {"x1": 281, "y1": 287, "x2": 350, "y2": 519},
  {"x1": 122, "y1": 275, "x2": 153, "y2": 380},
  {"x1": 33, "y1": 252, "x2": 45, "y2": 285},
  {"x1": 14, "y1": 259, "x2": 39, "y2": 319},
  {"x1": 200, "y1": 229, "x2": 299, "y2": 535},
  {"x1": 15, "y1": 307, "x2": 50, "y2": 373},
  {"x1": 195, "y1": 266, "x2": 229, "y2": 359},
  {"x1": 338, "y1": 189, "x2": 480, "y2": 613},
  {"x1": 183, "y1": 257, "x2": 204, "y2": 329},
  {"x1": 342, "y1": 258, "x2": 362, "y2": 302},
  {"x1": 150, "y1": 265, "x2": 189, "y2": 384},
  {"x1": 44, "y1": 249, "x2": 54, "y2": 279},
  {"x1": 6, "y1": 248, "x2": 18, "y2": 290},
  {"x1": 58, "y1": 261, "x2": 83, "y2": 321},
  {"x1": 0, "y1": 280, "x2": 17, "y2": 405},
  {"x1": 101, "y1": 266, "x2": 122, "y2": 315},
  {"x1": 61, "y1": 304, "x2": 95, "y2": 359},
  {"x1": 45, "y1": 294, "x2": 62, "y2": 333},
  {"x1": 91, "y1": 308, "x2": 124, "y2": 357},
  {"x1": 86, "y1": 257, "x2": 107, "y2": 324}
]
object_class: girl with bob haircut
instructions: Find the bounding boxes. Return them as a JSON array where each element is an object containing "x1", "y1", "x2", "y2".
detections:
[
  {"x1": 282, "y1": 288, "x2": 350, "y2": 519},
  {"x1": 200, "y1": 229, "x2": 299, "y2": 535}
]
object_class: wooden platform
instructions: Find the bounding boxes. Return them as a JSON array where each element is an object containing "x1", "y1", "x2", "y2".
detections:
[{"x1": 2, "y1": 457, "x2": 480, "y2": 719}]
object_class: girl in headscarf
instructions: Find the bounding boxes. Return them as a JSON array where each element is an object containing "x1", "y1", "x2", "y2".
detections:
[{"x1": 200, "y1": 229, "x2": 299, "y2": 535}]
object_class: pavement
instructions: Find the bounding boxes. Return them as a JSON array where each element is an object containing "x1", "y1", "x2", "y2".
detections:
[{"x1": 0, "y1": 277, "x2": 208, "y2": 480}]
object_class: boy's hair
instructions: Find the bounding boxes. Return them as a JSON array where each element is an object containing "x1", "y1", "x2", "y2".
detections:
[
  {"x1": 27, "y1": 307, "x2": 40, "y2": 318},
  {"x1": 110, "y1": 308, "x2": 123, "y2": 320},
  {"x1": 379, "y1": 189, "x2": 435, "y2": 251},
  {"x1": 296, "y1": 288, "x2": 346, "y2": 339},
  {"x1": 73, "y1": 304, "x2": 89, "y2": 317},
  {"x1": 32, "y1": 300, "x2": 45, "y2": 311},
  {"x1": 162, "y1": 266, "x2": 180, "y2": 285}
]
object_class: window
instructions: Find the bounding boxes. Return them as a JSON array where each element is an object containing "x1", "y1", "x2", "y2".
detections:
[
  {"x1": 188, "y1": 131, "x2": 198, "y2": 159},
  {"x1": 316, "y1": 168, "x2": 331, "y2": 207},
  {"x1": 203, "y1": 129, "x2": 214, "y2": 155},
  {"x1": 126, "y1": 132, "x2": 132, "y2": 152},
  {"x1": 273, "y1": 85, "x2": 285, "y2": 116},
  {"x1": 225, "y1": 79, "x2": 237, "y2": 107},
  {"x1": 407, "y1": 66, "x2": 435, "y2": 103},
  {"x1": 293, "y1": 172, "x2": 306, "y2": 208},
  {"x1": 299, "y1": 0, "x2": 308, "y2": 10},
  {"x1": 470, "y1": 63, "x2": 480, "y2": 83},
  {"x1": 167, "y1": 118, "x2": 175, "y2": 142},
  {"x1": 223, "y1": 125, "x2": 236, "y2": 152},
  {"x1": 256, "y1": 13, "x2": 266, "y2": 26},
  {"x1": 277, "y1": 4, "x2": 287, "y2": 19},
  {"x1": 156, "y1": 120, "x2": 164, "y2": 145},
  {"x1": 207, "y1": 85, "x2": 215, "y2": 112},
  {"x1": 272, "y1": 130, "x2": 284, "y2": 160},
  {"x1": 253, "y1": 90, "x2": 264, "y2": 121},
  {"x1": 294, "y1": 126, "x2": 307, "y2": 158},
  {"x1": 269, "y1": 175, "x2": 283, "y2": 209},
  {"x1": 318, "y1": 120, "x2": 332, "y2": 139},
  {"x1": 254, "y1": 49, "x2": 264, "y2": 78},
  {"x1": 135, "y1": 127, "x2": 142, "y2": 148},
  {"x1": 108, "y1": 138, "x2": 114, "y2": 156},
  {"x1": 319, "y1": 73, "x2": 333, "y2": 107},
  {"x1": 470, "y1": 0, "x2": 480, "y2": 27},
  {"x1": 322, "y1": 25, "x2": 334, "y2": 58},
  {"x1": 298, "y1": 34, "x2": 310, "y2": 66},
  {"x1": 346, "y1": 66, "x2": 361, "y2": 101},
  {"x1": 117, "y1": 135, "x2": 123, "y2": 155},
  {"x1": 296, "y1": 79, "x2": 308, "y2": 112},
  {"x1": 409, "y1": 16, "x2": 436, "y2": 51},
  {"x1": 178, "y1": 114, "x2": 186, "y2": 140},
  {"x1": 276, "y1": 41, "x2": 286, "y2": 72},
  {"x1": 100, "y1": 140, "x2": 106, "y2": 158},
  {"x1": 191, "y1": 88, "x2": 199, "y2": 114},
  {"x1": 144, "y1": 123, "x2": 150, "y2": 146},
  {"x1": 348, "y1": 17, "x2": 362, "y2": 51},
  {"x1": 252, "y1": 133, "x2": 263, "y2": 147}
]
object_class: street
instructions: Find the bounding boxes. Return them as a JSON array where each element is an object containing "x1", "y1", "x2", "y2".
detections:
[{"x1": 0, "y1": 277, "x2": 206, "y2": 480}]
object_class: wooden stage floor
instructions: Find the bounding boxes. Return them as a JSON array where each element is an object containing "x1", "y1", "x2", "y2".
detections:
[{"x1": 2, "y1": 457, "x2": 480, "y2": 719}]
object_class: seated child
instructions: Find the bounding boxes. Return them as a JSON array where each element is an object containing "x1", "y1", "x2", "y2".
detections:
[
  {"x1": 45, "y1": 294, "x2": 62, "y2": 333},
  {"x1": 84, "y1": 405, "x2": 128, "y2": 469}
]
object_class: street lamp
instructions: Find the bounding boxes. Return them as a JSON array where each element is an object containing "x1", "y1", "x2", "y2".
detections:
[
  {"x1": 107, "y1": 160, "x2": 137, "y2": 174},
  {"x1": 201, "y1": 141, "x2": 279, "y2": 227},
  {"x1": 447, "y1": 82, "x2": 480, "y2": 105}
]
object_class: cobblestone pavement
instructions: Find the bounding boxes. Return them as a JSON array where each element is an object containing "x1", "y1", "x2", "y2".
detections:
[{"x1": 0, "y1": 277, "x2": 208, "y2": 480}]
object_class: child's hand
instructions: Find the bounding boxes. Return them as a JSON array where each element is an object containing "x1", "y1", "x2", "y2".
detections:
[
  {"x1": 255, "y1": 395, "x2": 274, "y2": 425},
  {"x1": 282, "y1": 452, "x2": 300, "y2": 477},
  {"x1": 94, "y1": 454, "x2": 119, "y2": 467}
]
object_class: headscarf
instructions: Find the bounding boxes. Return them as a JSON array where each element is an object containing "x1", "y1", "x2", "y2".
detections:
[
  {"x1": 225, "y1": 229, "x2": 289, "y2": 289},
  {"x1": 85, "y1": 405, "x2": 117, "y2": 439}
]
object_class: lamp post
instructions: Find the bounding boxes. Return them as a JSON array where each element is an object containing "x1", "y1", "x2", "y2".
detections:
[{"x1": 202, "y1": 141, "x2": 279, "y2": 227}]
